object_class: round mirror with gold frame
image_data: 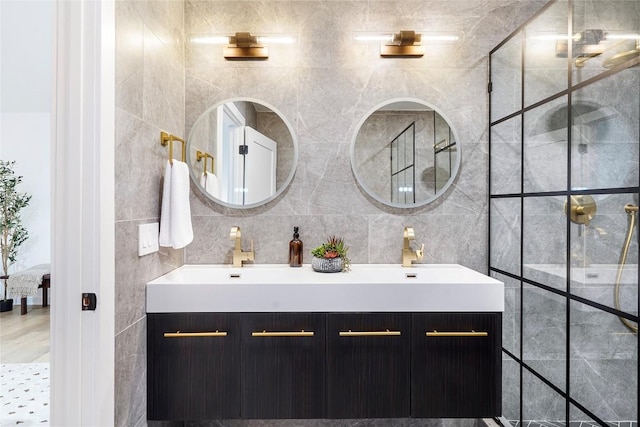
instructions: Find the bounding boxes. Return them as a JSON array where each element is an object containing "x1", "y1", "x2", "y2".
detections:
[
  {"x1": 350, "y1": 98, "x2": 461, "y2": 208},
  {"x1": 187, "y1": 98, "x2": 297, "y2": 209}
]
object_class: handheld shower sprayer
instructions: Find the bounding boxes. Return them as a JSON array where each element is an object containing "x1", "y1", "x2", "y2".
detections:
[
  {"x1": 624, "y1": 204, "x2": 639, "y2": 215},
  {"x1": 614, "y1": 204, "x2": 638, "y2": 333}
]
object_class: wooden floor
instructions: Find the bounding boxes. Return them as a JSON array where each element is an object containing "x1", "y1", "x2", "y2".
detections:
[{"x1": 0, "y1": 305, "x2": 50, "y2": 363}]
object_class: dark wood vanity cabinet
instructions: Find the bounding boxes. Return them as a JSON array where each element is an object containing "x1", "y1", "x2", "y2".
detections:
[
  {"x1": 147, "y1": 311, "x2": 501, "y2": 421},
  {"x1": 327, "y1": 313, "x2": 411, "y2": 418},
  {"x1": 147, "y1": 313, "x2": 241, "y2": 420},
  {"x1": 411, "y1": 312, "x2": 502, "y2": 418},
  {"x1": 240, "y1": 313, "x2": 326, "y2": 419}
]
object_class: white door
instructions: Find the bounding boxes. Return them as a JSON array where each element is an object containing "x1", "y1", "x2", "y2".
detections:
[
  {"x1": 51, "y1": 1, "x2": 115, "y2": 425},
  {"x1": 240, "y1": 126, "x2": 277, "y2": 205},
  {"x1": 217, "y1": 103, "x2": 245, "y2": 203}
]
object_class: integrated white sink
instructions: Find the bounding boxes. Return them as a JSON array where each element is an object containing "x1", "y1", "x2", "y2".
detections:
[{"x1": 146, "y1": 264, "x2": 504, "y2": 313}]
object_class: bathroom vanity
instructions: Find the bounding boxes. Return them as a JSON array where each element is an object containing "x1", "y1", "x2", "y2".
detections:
[{"x1": 146, "y1": 264, "x2": 503, "y2": 421}]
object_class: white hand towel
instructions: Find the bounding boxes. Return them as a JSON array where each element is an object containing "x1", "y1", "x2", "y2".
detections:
[
  {"x1": 205, "y1": 172, "x2": 219, "y2": 198},
  {"x1": 159, "y1": 160, "x2": 194, "y2": 249},
  {"x1": 198, "y1": 171, "x2": 220, "y2": 199},
  {"x1": 159, "y1": 160, "x2": 173, "y2": 247},
  {"x1": 199, "y1": 172, "x2": 207, "y2": 190},
  {"x1": 170, "y1": 160, "x2": 193, "y2": 248}
]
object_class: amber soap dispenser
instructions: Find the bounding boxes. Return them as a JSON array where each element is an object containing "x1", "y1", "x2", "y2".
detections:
[{"x1": 289, "y1": 226, "x2": 303, "y2": 267}]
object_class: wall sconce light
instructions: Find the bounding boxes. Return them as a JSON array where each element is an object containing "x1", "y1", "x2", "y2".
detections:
[
  {"x1": 382, "y1": 30, "x2": 424, "y2": 57},
  {"x1": 529, "y1": 30, "x2": 640, "y2": 68},
  {"x1": 555, "y1": 29, "x2": 606, "y2": 59},
  {"x1": 188, "y1": 32, "x2": 297, "y2": 60},
  {"x1": 354, "y1": 31, "x2": 462, "y2": 58},
  {"x1": 224, "y1": 32, "x2": 268, "y2": 59}
]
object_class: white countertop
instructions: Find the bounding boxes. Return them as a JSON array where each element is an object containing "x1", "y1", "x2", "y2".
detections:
[{"x1": 146, "y1": 264, "x2": 504, "y2": 313}]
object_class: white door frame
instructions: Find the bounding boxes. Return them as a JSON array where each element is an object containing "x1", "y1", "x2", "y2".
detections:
[
  {"x1": 51, "y1": 1, "x2": 115, "y2": 425},
  {"x1": 217, "y1": 102, "x2": 245, "y2": 203},
  {"x1": 241, "y1": 126, "x2": 277, "y2": 205}
]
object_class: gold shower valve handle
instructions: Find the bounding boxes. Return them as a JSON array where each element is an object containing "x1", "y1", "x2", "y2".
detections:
[{"x1": 565, "y1": 195, "x2": 597, "y2": 225}]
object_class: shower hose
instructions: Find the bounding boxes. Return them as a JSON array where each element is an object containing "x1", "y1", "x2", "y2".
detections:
[{"x1": 614, "y1": 204, "x2": 639, "y2": 333}]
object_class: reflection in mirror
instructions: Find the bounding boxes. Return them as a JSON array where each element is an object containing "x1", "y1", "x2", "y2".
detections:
[
  {"x1": 351, "y1": 99, "x2": 460, "y2": 208},
  {"x1": 187, "y1": 99, "x2": 297, "y2": 208}
]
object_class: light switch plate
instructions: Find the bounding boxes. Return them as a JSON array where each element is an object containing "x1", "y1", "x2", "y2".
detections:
[{"x1": 138, "y1": 222, "x2": 159, "y2": 256}]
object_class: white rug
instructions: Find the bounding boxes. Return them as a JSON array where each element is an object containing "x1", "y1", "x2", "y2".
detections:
[{"x1": 0, "y1": 363, "x2": 49, "y2": 426}]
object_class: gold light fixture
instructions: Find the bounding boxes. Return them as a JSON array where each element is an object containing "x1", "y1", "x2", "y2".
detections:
[
  {"x1": 188, "y1": 32, "x2": 297, "y2": 60},
  {"x1": 381, "y1": 30, "x2": 423, "y2": 57},
  {"x1": 224, "y1": 32, "x2": 268, "y2": 59},
  {"x1": 536, "y1": 30, "x2": 640, "y2": 68},
  {"x1": 555, "y1": 29, "x2": 606, "y2": 59},
  {"x1": 353, "y1": 31, "x2": 462, "y2": 58}
]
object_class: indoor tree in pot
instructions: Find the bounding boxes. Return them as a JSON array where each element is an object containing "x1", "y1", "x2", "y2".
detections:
[
  {"x1": 311, "y1": 236, "x2": 350, "y2": 273},
  {"x1": 0, "y1": 160, "x2": 31, "y2": 312}
]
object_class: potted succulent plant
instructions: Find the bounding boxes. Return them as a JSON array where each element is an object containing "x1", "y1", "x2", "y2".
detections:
[
  {"x1": 0, "y1": 160, "x2": 31, "y2": 312},
  {"x1": 311, "y1": 236, "x2": 350, "y2": 273}
]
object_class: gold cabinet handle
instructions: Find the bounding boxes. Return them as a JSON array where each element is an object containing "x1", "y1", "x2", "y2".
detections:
[
  {"x1": 339, "y1": 329, "x2": 401, "y2": 337},
  {"x1": 251, "y1": 330, "x2": 314, "y2": 337},
  {"x1": 426, "y1": 330, "x2": 488, "y2": 337},
  {"x1": 164, "y1": 330, "x2": 227, "y2": 338}
]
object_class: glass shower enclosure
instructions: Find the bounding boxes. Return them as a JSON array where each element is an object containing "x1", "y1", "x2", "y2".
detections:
[{"x1": 489, "y1": 0, "x2": 639, "y2": 425}]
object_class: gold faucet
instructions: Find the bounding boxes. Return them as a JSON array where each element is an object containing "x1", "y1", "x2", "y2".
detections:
[
  {"x1": 230, "y1": 226, "x2": 255, "y2": 267},
  {"x1": 402, "y1": 226, "x2": 424, "y2": 267}
]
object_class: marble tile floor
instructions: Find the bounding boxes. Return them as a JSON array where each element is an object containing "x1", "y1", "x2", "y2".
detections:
[{"x1": 0, "y1": 363, "x2": 50, "y2": 426}]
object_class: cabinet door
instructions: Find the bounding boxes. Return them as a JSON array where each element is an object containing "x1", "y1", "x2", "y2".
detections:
[
  {"x1": 147, "y1": 313, "x2": 240, "y2": 420},
  {"x1": 327, "y1": 313, "x2": 411, "y2": 418},
  {"x1": 411, "y1": 312, "x2": 502, "y2": 418},
  {"x1": 241, "y1": 313, "x2": 326, "y2": 419}
]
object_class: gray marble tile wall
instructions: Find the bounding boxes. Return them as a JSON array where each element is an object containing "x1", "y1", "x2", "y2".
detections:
[
  {"x1": 114, "y1": 1, "x2": 186, "y2": 426},
  {"x1": 502, "y1": 285, "x2": 639, "y2": 422},
  {"x1": 183, "y1": 0, "x2": 546, "y2": 272},
  {"x1": 113, "y1": 0, "x2": 551, "y2": 425}
]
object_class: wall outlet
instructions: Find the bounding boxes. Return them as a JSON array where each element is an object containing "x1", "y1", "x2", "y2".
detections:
[{"x1": 138, "y1": 222, "x2": 159, "y2": 256}]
